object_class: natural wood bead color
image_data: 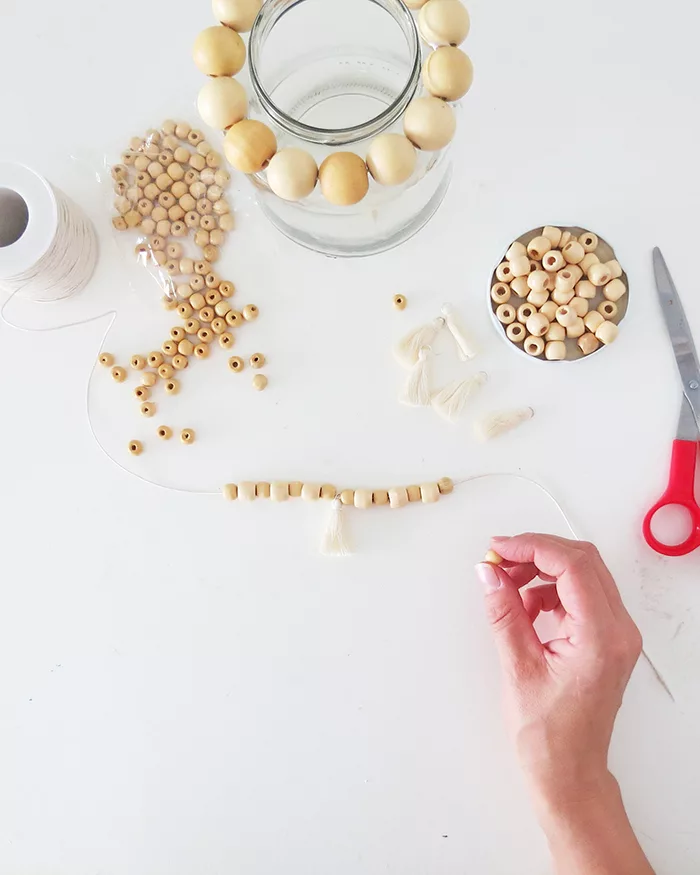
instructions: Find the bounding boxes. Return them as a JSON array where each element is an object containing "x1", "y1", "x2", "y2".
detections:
[
  {"x1": 249, "y1": 353, "x2": 266, "y2": 369},
  {"x1": 495, "y1": 262, "x2": 514, "y2": 283},
  {"x1": 542, "y1": 226, "x2": 562, "y2": 247},
  {"x1": 491, "y1": 283, "x2": 511, "y2": 305},
  {"x1": 542, "y1": 249, "x2": 565, "y2": 272},
  {"x1": 181, "y1": 429, "x2": 196, "y2": 445},
  {"x1": 140, "y1": 402, "x2": 156, "y2": 417},
  {"x1": 423, "y1": 46, "x2": 473, "y2": 101},
  {"x1": 270, "y1": 482, "x2": 289, "y2": 502},
  {"x1": 404, "y1": 97, "x2": 456, "y2": 151},
  {"x1": 158, "y1": 364, "x2": 175, "y2": 380},
  {"x1": 606, "y1": 260, "x2": 623, "y2": 280},
  {"x1": 506, "y1": 322, "x2": 525, "y2": 344},
  {"x1": 266, "y1": 148, "x2": 319, "y2": 201},
  {"x1": 407, "y1": 485, "x2": 422, "y2": 502},
  {"x1": 598, "y1": 300, "x2": 618, "y2": 320},
  {"x1": 510, "y1": 277, "x2": 530, "y2": 297},
  {"x1": 576, "y1": 280, "x2": 597, "y2": 299},
  {"x1": 438, "y1": 477, "x2": 454, "y2": 495},
  {"x1": 111, "y1": 366, "x2": 127, "y2": 383},
  {"x1": 252, "y1": 374, "x2": 268, "y2": 391},
  {"x1": 604, "y1": 278, "x2": 627, "y2": 302},
  {"x1": 579, "y1": 231, "x2": 599, "y2": 253},
  {"x1": 301, "y1": 483, "x2": 322, "y2": 501},
  {"x1": 526, "y1": 288, "x2": 548, "y2": 308},
  {"x1": 418, "y1": 0, "x2": 471, "y2": 46},
  {"x1": 134, "y1": 386, "x2": 151, "y2": 400},
  {"x1": 517, "y1": 303, "x2": 536, "y2": 323},
  {"x1": 578, "y1": 332, "x2": 600, "y2": 356},
  {"x1": 354, "y1": 489, "x2": 373, "y2": 510},
  {"x1": 99, "y1": 352, "x2": 114, "y2": 367},
  {"x1": 389, "y1": 487, "x2": 409, "y2": 509},
  {"x1": 340, "y1": 489, "x2": 355, "y2": 506},
  {"x1": 526, "y1": 312, "x2": 550, "y2": 337},
  {"x1": 546, "y1": 322, "x2": 565, "y2": 342},
  {"x1": 393, "y1": 294, "x2": 408, "y2": 310},
  {"x1": 228, "y1": 356, "x2": 244, "y2": 372},
  {"x1": 540, "y1": 300, "x2": 558, "y2": 322},
  {"x1": 130, "y1": 355, "x2": 146, "y2": 370},
  {"x1": 192, "y1": 26, "x2": 246, "y2": 77},
  {"x1": 157, "y1": 425, "x2": 173, "y2": 440},
  {"x1": 545, "y1": 340, "x2": 566, "y2": 361},
  {"x1": 223, "y1": 483, "x2": 238, "y2": 501},
  {"x1": 366, "y1": 134, "x2": 417, "y2": 186},
  {"x1": 224, "y1": 120, "x2": 277, "y2": 174},
  {"x1": 238, "y1": 482, "x2": 256, "y2": 501},
  {"x1": 129, "y1": 440, "x2": 143, "y2": 456},
  {"x1": 198, "y1": 77, "x2": 248, "y2": 130},
  {"x1": 584, "y1": 310, "x2": 605, "y2": 333},
  {"x1": 373, "y1": 489, "x2": 390, "y2": 506},
  {"x1": 527, "y1": 236, "x2": 552, "y2": 260},
  {"x1": 164, "y1": 379, "x2": 180, "y2": 395},
  {"x1": 496, "y1": 304, "x2": 516, "y2": 324},
  {"x1": 142, "y1": 372, "x2": 157, "y2": 387},
  {"x1": 524, "y1": 335, "x2": 545, "y2": 357},
  {"x1": 213, "y1": 0, "x2": 263, "y2": 32},
  {"x1": 509, "y1": 255, "x2": 531, "y2": 278},
  {"x1": 595, "y1": 320, "x2": 619, "y2": 345},
  {"x1": 420, "y1": 482, "x2": 440, "y2": 504},
  {"x1": 319, "y1": 152, "x2": 369, "y2": 206},
  {"x1": 569, "y1": 296, "x2": 589, "y2": 317},
  {"x1": 588, "y1": 262, "x2": 612, "y2": 286},
  {"x1": 566, "y1": 317, "x2": 585, "y2": 339}
]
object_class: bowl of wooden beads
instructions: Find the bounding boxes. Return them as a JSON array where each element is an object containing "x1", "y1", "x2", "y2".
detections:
[{"x1": 489, "y1": 225, "x2": 628, "y2": 362}]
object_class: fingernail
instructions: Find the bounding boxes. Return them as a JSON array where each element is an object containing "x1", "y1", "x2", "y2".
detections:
[{"x1": 475, "y1": 563, "x2": 502, "y2": 593}]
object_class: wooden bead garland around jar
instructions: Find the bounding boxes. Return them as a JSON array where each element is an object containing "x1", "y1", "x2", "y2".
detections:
[
  {"x1": 192, "y1": 0, "x2": 474, "y2": 206},
  {"x1": 490, "y1": 225, "x2": 628, "y2": 362}
]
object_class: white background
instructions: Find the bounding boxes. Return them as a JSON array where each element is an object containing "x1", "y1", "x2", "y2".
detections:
[{"x1": 1, "y1": 0, "x2": 700, "y2": 872}]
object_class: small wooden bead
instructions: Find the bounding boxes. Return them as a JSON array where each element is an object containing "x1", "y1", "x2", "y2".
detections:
[
  {"x1": 578, "y1": 332, "x2": 600, "y2": 356},
  {"x1": 252, "y1": 374, "x2": 268, "y2": 391},
  {"x1": 184, "y1": 170, "x2": 199, "y2": 186},
  {"x1": 188, "y1": 130, "x2": 205, "y2": 148},
  {"x1": 420, "y1": 482, "x2": 440, "y2": 504},
  {"x1": 579, "y1": 253, "x2": 599, "y2": 274},
  {"x1": 340, "y1": 489, "x2": 355, "y2": 506},
  {"x1": 205, "y1": 289, "x2": 222, "y2": 306},
  {"x1": 527, "y1": 270, "x2": 549, "y2": 293},
  {"x1": 128, "y1": 440, "x2": 143, "y2": 456},
  {"x1": 99, "y1": 352, "x2": 115, "y2": 367},
  {"x1": 540, "y1": 300, "x2": 558, "y2": 321},
  {"x1": 587, "y1": 262, "x2": 612, "y2": 286},
  {"x1": 524, "y1": 335, "x2": 545, "y2": 357},
  {"x1": 545, "y1": 340, "x2": 566, "y2": 361},
  {"x1": 288, "y1": 481, "x2": 303, "y2": 498},
  {"x1": 406, "y1": 485, "x2": 421, "y2": 503},
  {"x1": 190, "y1": 277, "x2": 206, "y2": 295},
  {"x1": 556, "y1": 266, "x2": 579, "y2": 294},
  {"x1": 223, "y1": 483, "x2": 238, "y2": 500},
  {"x1": 527, "y1": 236, "x2": 552, "y2": 260},
  {"x1": 202, "y1": 216, "x2": 218, "y2": 233},
  {"x1": 542, "y1": 226, "x2": 562, "y2": 247},
  {"x1": 203, "y1": 244, "x2": 219, "y2": 263},
  {"x1": 141, "y1": 402, "x2": 156, "y2": 418},
  {"x1": 542, "y1": 250, "x2": 565, "y2": 272},
  {"x1": 595, "y1": 320, "x2": 619, "y2": 345},
  {"x1": 152, "y1": 250, "x2": 167, "y2": 266},
  {"x1": 137, "y1": 199, "x2": 153, "y2": 217},
  {"x1": 555, "y1": 305, "x2": 578, "y2": 328},
  {"x1": 302, "y1": 483, "x2": 322, "y2": 501},
  {"x1": 224, "y1": 120, "x2": 277, "y2": 174},
  {"x1": 198, "y1": 328, "x2": 214, "y2": 343},
  {"x1": 228, "y1": 356, "x2": 244, "y2": 372},
  {"x1": 181, "y1": 429, "x2": 196, "y2": 445},
  {"x1": 212, "y1": 0, "x2": 262, "y2": 31},
  {"x1": 373, "y1": 489, "x2": 390, "y2": 506},
  {"x1": 197, "y1": 199, "x2": 213, "y2": 217},
  {"x1": 178, "y1": 339, "x2": 195, "y2": 356},
  {"x1": 199, "y1": 307, "x2": 215, "y2": 323},
  {"x1": 510, "y1": 276, "x2": 530, "y2": 298},
  {"x1": 491, "y1": 283, "x2": 511, "y2": 305},
  {"x1": 389, "y1": 487, "x2": 409, "y2": 509},
  {"x1": 495, "y1": 262, "x2": 514, "y2": 283},
  {"x1": 506, "y1": 322, "x2": 526, "y2": 344},
  {"x1": 205, "y1": 272, "x2": 221, "y2": 289},
  {"x1": 192, "y1": 25, "x2": 246, "y2": 76},
  {"x1": 210, "y1": 229, "x2": 225, "y2": 246},
  {"x1": 142, "y1": 372, "x2": 157, "y2": 387},
  {"x1": 393, "y1": 293, "x2": 408, "y2": 310},
  {"x1": 219, "y1": 213, "x2": 235, "y2": 232},
  {"x1": 437, "y1": 477, "x2": 454, "y2": 495},
  {"x1": 167, "y1": 163, "x2": 185, "y2": 183},
  {"x1": 206, "y1": 151, "x2": 222, "y2": 169},
  {"x1": 598, "y1": 300, "x2": 618, "y2": 320},
  {"x1": 238, "y1": 482, "x2": 256, "y2": 501},
  {"x1": 604, "y1": 278, "x2": 627, "y2": 302},
  {"x1": 111, "y1": 366, "x2": 127, "y2": 383},
  {"x1": 249, "y1": 353, "x2": 266, "y2": 369},
  {"x1": 162, "y1": 120, "x2": 177, "y2": 136},
  {"x1": 214, "y1": 300, "x2": 231, "y2": 317},
  {"x1": 606, "y1": 260, "x2": 623, "y2": 280},
  {"x1": 575, "y1": 280, "x2": 597, "y2": 300},
  {"x1": 354, "y1": 489, "x2": 373, "y2": 510},
  {"x1": 219, "y1": 281, "x2": 235, "y2": 298},
  {"x1": 194, "y1": 343, "x2": 211, "y2": 359},
  {"x1": 403, "y1": 96, "x2": 456, "y2": 151},
  {"x1": 321, "y1": 484, "x2": 336, "y2": 500},
  {"x1": 157, "y1": 425, "x2": 173, "y2": 440},
  {"x1": 169, "y1": 326, "x2": 185, "y2": 343},
  {"x1": 178, "y1": 303, "x2": 194, "y2": 320},
  {"x1": 156, "y1": 175, "x2": 173, "y2": 193},
  {"x1": 566, "y1": 317, "x2": 585, "y2": 339},
  {"x1": 270, "y1": 482, "x2": 289, "y2": 502},
  {"x1": 526, "y1": 288, "x2": 549, "y2": 308},
  {"x1": 134, "y1": 385, "x2": 151, "y2": 400},
  {"x1": 526, "y1": 312, "x2": 550, "y2": 337},
  {"x1": 517, "y1": 303, "x2": 536, "y2": 323},
  {"x1": 579, "y1": 231, "x2": 599, "y2": 253},
  {"x1": 169, "y1": 206, "x2": 185, "y2": 222},
  {"x1": 210, "y1": 317, "x2": 226, "y2": 334},
  {"x1": 584, "y1": 310, "x2": 605, "y2": 333},
  {"x1": 195, "y1": 260, "x2": 211, "y2": 276},
  {"x1": 564, "y1": 295, "x2": 587, "y2": 318},
  {"x1": 159, "y1": 364, "x2": 175, "y2": 380},
  {"x1": 418, "y1": 0, "x2": 470, "y2": 45},
  {"x1": 545, "y1": 322, "x2": 565, "y2": 342},
  {"x1": 189, "y1": 292, "x2": 206, "y2": 310},
  {"x1": 172, "y1": 354, "x2": 189, "y2": 370},
  {"x1": 141, "y1": 218, "x2": 156, "y2": 235},
  {"x1": 194, "y1": 229, "x2": 210, "y2": 249},
  {"x1": 559, "y1": 230, "x2": 572, "y2": 249},
  {"x1": 422, "y1": 46, "x2": 473, "y2": 100},
  {"x1": 496, "y1": 303, "x2": 516, "y2": 324},
  {"x1": 112, "y1": 216, "x2": 128, "y2": 231},
  {"x1": 215, "y1": 169, "x2": 230, "y2": 187},
  {"x1": 509, "y1": 255, "x2": 531, "y2": 278}
]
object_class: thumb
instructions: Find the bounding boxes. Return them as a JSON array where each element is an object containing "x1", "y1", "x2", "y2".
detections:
[{"x1": 475, "y1": 563, "x2": 542, "y2": 672}]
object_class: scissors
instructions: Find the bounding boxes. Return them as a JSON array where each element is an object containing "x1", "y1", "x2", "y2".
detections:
[{"x1": 643, "y1": 248, "x2": 700, "y2": 556}]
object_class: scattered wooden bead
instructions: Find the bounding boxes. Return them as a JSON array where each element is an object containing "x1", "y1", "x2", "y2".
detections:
[
  {"x1": 181, "y1": 429, "x2": 196, "y2": 445},
  {"x1": 423, "y1": 46, "x2": 473, "y2": 100},
  {"x1": 142, "y1": 372, "x2": 157, "y2": 387},
  {"x1": 393, "y1": 293, "x2": 408, "y2": 311},
  {"x1": 195, "y1": 343, "x2": 211, "y2": 359},
  {"x1": 158, "y1": 364, "x2": 175, "y2": 380},
  {"x1": 141, "y1": 402, "x2": 156, "y2": 417},
  {"x1": 111, "y1": 366, "x2": 127, "y2": 383},
  {"x1": 135, "y1": 386, "x2": 151, "y2": 400},
  {"x1": 210, "y1": 317, "x2": 226, "y2": 334},
  {"x1": 249, "y1": 353, "x2": 266, "y2": 369},
  {"x1": 403, "y1": 97, "x2": 456, "y2": 151},
  {"x1": 224, "y1": 119, "x2": 277, "y2": 174},
  {"x1": 578, "y1": 332, "x2": 600, "y2": 356},
  {"x1": 595, "y1": 320, "x2": 619, "y2": 345},
  {"x1": 524, "y1": 335, "x2": 545, "y2": 357},
  {"x1": 170, "y1": 326, "x2": 186, "y2": 343},
  {"x1": 172, "y1": 354, "x2": 189, "y2": 370},
  {"x1": 129, "y1": 440, "x2": 143, "y2": 456},
  {"x1": 178, "y1": 339, "x2": 195, "y2": 356},
  {"x1": 418, "y1": 0, "x2": 471, "y2": 46},
  {"x1": 162, "y1": 340, "x2": 178, "y2": 356},
  {"x1": 157, "y1": 425, "x2": 173, "y2": 440},
  {"x1": 506, "y1": 322, "x2": 525, "y2": 344},
  {"x1": 99, "y1": 352, "x2": 114, "y2": 367},
  {"x1": 198, "y1": 328, "x2": 214, "y2": 343},
  {"x1": 252, "y1": 374, "x2": 268, "y2": 391},
  {"x1": 496, "y1": 304, "x2": 516, "y2": 324},
  {"x1": 228, "y1": 356, "x2": 244, "y2": 372},
  {"x1": 192, "y1": 25, "x2": 246, "y2": 76}
]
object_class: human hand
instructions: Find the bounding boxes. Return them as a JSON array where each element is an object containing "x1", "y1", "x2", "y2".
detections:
[{"x1": 476, "y1": 534, "x2": 642, "y2": 807}]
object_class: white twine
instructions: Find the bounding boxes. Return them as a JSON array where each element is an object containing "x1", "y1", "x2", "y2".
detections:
[{"x1": 0, "y1": 185, "x2": 98, "y2": 302}]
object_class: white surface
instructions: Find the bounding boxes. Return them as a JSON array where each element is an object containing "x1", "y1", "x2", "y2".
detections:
[{"x1": 1, "y1": 0, "x2": 700, "y2": 872}]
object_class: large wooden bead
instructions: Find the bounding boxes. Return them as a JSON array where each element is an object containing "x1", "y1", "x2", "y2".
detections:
[
  {"x1": 319, "y1": 152, "x2": 369, "y2": 206},
  {"x1": 266, "y1": 148, "x2": 318, "y2": 201},
  {"x1": 403, "y1": 97, "x2": 456, "y2": 151},
  {"x1": 366, "y1": 134, "x2": 417, "y2": 186},
  {"x1": 418, "y1": 0, "x2": 471, "y2": 46},
  {"x1": 193, "y1": 26, "x2": 246, "y2": 77},
  {"x1": 224, "y1": 120, "x2": 277, "y2": 173},
  {"x1": 197, "y1": 77, "x2": 248, "y2": 130},
  {"x1": 595, "y1": 320, "x2": 619, "y2": 345},
  {"x1": 212, "y1": 0, "x2": 262, "y2": 32},
  {"x1": 422, "y1": 46, "x2": 473, "y2": 101}
]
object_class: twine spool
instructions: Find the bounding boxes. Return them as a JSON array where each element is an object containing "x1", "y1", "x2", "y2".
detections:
[{"x1": 0, "y1": 162, "x2": 97, "y2": 302}]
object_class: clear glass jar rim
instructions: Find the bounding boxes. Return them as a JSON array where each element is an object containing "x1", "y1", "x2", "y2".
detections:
[{"x1": 248, "y1": 0, "x2": 421, "y2": 147}]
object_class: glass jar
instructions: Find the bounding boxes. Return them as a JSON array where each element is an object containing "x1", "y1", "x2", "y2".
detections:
[{"x1": 247, "y1": 0, "x2": 453, "y2": 257}]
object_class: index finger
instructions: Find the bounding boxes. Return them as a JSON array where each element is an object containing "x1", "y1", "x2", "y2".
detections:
[{"x1": 491, "y1": 533, "x2": 613, "y2": 625}]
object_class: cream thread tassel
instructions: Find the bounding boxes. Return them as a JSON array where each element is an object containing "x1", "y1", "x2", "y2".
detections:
[
  {"x1": 400, "y1": 346, "x2": 432, "y2": 407},
  {"x1": 475, "y1": 407, "x2": 534, "y2": 441},
  {"x1": 432, "y1": 372, "x2": 488, "y2": 422},
  {"x1": 320, "y1": 498, "x2": 352, "y2": 556},
  {"x1": 394, "y1": 317, "x2": 445, "y2": 369},
  {"x1": 442, "y1": 303, "x2": 477, "y2": 361}
]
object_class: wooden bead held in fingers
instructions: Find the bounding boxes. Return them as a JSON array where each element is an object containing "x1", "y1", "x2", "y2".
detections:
[
  {"x1": 422, "y1": 46, "x2": 473, "y2": 101},
  {"x1": 193, "y1": 25, "x2": 245, "y2": 76},
  {"x1": 266, "y1": 148, "x2": 318, "y2": 200},
  {"x1": 366, "y1": 134, "x2": 416, "y2": 187},
  {"x1": 319, "y1": 152, "x2": 369, "y2": 206},
  {"x1": 418, "y1": 0, "x2": 471, "y2": 46},
  {"x1": 404, "y1": 97, "x2": 456, "y2": 151},
  {"x1": 197, "y1": 77, "x2": 248, "y2": 130},
  {"x1": 212, "y1": 0, "x2": 263, "y2": 31},
  {"x1": 224, "y1": 120, "x2": 277, "y2": 174}
]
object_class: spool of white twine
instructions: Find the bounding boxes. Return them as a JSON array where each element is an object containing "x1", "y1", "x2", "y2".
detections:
[{"x1": 0, "y1": 162, "x2": 97, "y2": 302}]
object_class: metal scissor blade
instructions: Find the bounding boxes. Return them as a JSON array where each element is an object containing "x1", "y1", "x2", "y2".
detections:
[
  {"x1": 653, "y1": 248, "x2": 700, "y2": 421},
  {"x1": 676, "y1": 395, "x2": 700, "y2": 441}
]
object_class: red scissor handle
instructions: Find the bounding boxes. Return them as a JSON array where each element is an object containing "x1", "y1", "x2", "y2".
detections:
[{"x1": 643, "y1": 440, "x2": 700, "y2": 556}]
